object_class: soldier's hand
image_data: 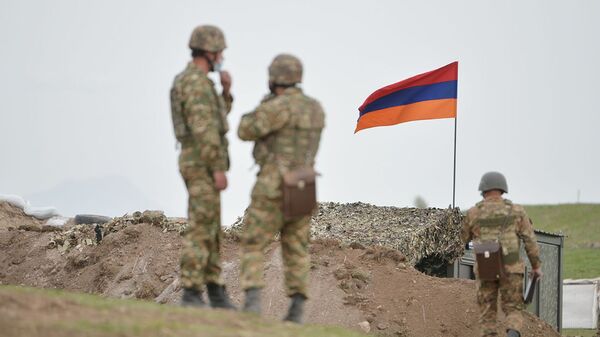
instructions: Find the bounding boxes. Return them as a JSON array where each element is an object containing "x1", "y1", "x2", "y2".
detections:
[
  {"x1": 213, "y1": 171, "x2": 228, "y2": 191},
  {"x1": 531, "y1": 267, "x2": 543, "y2": 279},
  {"x1": 220, "y1": 71, "x2": 232, "y2": 96}
]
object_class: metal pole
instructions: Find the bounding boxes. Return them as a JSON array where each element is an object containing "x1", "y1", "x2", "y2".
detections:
[{"x1": 452, "y1": 115, "x2": 457, "y2": 208}]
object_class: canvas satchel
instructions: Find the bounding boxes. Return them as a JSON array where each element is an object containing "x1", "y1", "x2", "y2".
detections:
[
  {"x1": 474, "y1": 241, "x2": 505, "y2": 280},
  {"x1": 281, "y1": 166, "x2": 317, "y2": 220},
  {"x1": 473, "y1": 207, "x2": 513, "y2": 281}
]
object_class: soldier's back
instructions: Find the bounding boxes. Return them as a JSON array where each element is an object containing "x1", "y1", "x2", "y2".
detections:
[
  {"x1": 267, "y1": 88, "x2": 325, "y2": 168},
  {"x1": 468, "y1": 198, "x2": 530, "y2": 271}
]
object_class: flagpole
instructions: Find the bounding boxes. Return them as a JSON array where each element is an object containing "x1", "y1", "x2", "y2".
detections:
[{"x1": 452, "y1": 115, "x2": 457, "y2": 209}]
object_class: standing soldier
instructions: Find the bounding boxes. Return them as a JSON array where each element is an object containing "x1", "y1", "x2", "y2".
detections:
[
  {"x1": 237, "y1": 54, "x2": 325, "y2": 323},
  {"x1": 170, "y1": 25, "x2": 234, "y2": 309},
  {"x1": 462, "y1": 172, "x2": 543, "y2": 337}
]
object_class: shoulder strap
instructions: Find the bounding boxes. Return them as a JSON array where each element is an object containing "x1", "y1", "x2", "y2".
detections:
[{"x1": 497, "y1": 203, "x2": 513, "y2": 242}]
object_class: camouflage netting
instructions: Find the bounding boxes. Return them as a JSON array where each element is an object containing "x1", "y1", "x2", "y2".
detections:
[
  {"x1": 229, "y1": 202, "x2": 465, "y2": 276},
  {"x1": 311, "y1": 202, "x2": 464, "y2": 276},
  {"x1": 43, "y1": 203, "x2": 464, "y2": 276}
]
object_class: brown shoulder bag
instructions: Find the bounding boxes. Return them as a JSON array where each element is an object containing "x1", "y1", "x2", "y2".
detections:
[
  {"x1": 282, "y1": 167, "x2": 317, "y2": 220},
  {"x1": 473, "y1": 208, "x2": 512, "y2": 281},
  {"x1": 474, "y1": 241, "x2": 505, "y2": 280}
]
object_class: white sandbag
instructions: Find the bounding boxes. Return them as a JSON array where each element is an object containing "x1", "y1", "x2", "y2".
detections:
[
  {"x1": 45, "y1": 216, "x2": 69, "y2": 227},
  {"x1": 25, "y1": 206, "x2": 59, "y2": 220},
  {"x1": 0, "y1": 194, "x2": 28, "y2": 210}
]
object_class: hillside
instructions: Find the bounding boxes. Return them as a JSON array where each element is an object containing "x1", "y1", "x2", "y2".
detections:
[
  {"x1": 0, "y1": 201, "x2": 559, "y2": 337},
  {"x1": 525, "y1": 204, "x2": 600, "y2": 279},
  {"x1": 0, "y1": 286, "x2": 366, "y2": 337}
]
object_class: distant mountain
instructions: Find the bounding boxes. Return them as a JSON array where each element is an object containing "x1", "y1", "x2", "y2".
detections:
[{"x1": 25, "y1": 175, "x2": 162, "y2": 217}]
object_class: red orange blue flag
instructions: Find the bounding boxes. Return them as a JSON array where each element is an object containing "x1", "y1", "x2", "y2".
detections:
[{"x1": 355, "y1": 62, "x2": 458, "y2": 133}]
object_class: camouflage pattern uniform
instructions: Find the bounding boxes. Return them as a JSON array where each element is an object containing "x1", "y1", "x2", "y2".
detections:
[
  {"x1": 462, "y1": 196, "x2": 542, "y2": 337},
  {"x1": 237, "y1": 57, "x2": 325, "y2": 297},
  {"x1": 170, "y1": 59, "x2": 232, "y2": 291}
]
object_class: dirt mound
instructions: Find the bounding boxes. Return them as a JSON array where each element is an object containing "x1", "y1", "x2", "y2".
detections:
[
  {"x1": 0, "y1": 201, "x2": 44, "y2": 230},
  {"x1": 0, "y1": 203, "x2": 559, "y2": 337}
]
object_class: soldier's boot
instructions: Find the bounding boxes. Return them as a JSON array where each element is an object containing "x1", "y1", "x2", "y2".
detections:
[
  {"x1": 206, "y1": 283, "x2": 236, "y2": 310},
  {"x1": 506, "y1": 329, "x2": 521, "y2": 337},
  {"x1": 283, "y1": 293, "x2": 306, "y2": 324},
  {"x1": 180, "y1": 288, "x2": 207, "y2": 308},
  {"x1": 243, "y1": 288, "x2": 261, "y2": 314}
]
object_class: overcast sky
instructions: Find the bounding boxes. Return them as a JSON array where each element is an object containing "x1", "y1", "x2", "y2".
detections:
[{"x1": 1, "y1": 0, "x2": 599, "y2": 225}]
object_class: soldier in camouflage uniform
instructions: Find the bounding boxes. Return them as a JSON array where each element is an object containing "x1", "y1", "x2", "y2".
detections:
[
  {"x1": 237, "y1": 54, "x2": 325, "y2": 323},
  {"x1": 462, "y1": 172, "x2": 543, "y2": 337},
  {"x1": 170, "y1": 25, "x2": 234, "y2": 309}
]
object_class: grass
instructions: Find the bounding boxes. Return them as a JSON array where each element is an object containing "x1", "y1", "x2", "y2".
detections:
[
  {"x1": 524, "y1": 204, "x2": 600, "y2": 280},
  {"x1": 0, "y1": 285, "x2": 367, "y2": 337},
  {"x1": 562, "y1": 248, "x2": 600, "y2": 280},
  {"x1": 562, "y1": 328, "x2": 598, "y2": 337}
]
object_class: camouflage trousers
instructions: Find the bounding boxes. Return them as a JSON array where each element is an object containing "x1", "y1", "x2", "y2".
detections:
[
  {"x1": 179, "y1": 164, "x2": 223, "y2": 291},
  {"x1": 477, "y1": 273, "x2": 524, "y2": 337},
  {"x1": 240, "y1": 196, "x2": 311, "y2": 297}
]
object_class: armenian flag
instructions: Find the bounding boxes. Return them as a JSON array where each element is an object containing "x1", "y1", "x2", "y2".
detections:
[{"x1": 355, "y1": 61, "x2": 458, "y2": 133}]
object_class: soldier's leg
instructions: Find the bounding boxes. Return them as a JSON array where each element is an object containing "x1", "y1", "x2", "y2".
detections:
[
  {"x1": 179, "y1": 166, "x2": 219, "y2": 292},
  {"x1": 477, "y1": 279, "x2": 500, "y2": 337},
  {"x1": 280, "y1": 215, "x2": 311, "y2": 323},
  {"x1": 204, "y1": 192, "x2": 223, "y2": 285},
  {"x1": 280, "y1": 215, "x2": 311, "y2": 297},
  {"x1": 240, "y1": 196, "x2": 283, "y2": 291},
  {"x1": 500, "y1": 273, "x2": 525, "y2": 333}
]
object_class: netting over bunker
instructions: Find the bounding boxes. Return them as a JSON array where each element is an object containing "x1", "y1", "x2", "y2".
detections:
[{"x1": 310, "y1": 202, "x2": 464, "y2": 276}]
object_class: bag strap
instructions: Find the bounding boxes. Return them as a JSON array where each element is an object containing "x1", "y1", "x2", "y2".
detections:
[
  {"x1": 291, "y1": 112, "x2": 308, "y2": 168},
  {"x1": 497, "y1": 204, "x2": 513, "y2": 242}
]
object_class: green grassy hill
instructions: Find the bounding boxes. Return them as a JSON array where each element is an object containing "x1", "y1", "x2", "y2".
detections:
[
  {"x1": 0, "y1": 286, "x2": 366, "y2": 337},
  {"x1": 525, "y1": 204, "x2": 600, "y2": 279}
]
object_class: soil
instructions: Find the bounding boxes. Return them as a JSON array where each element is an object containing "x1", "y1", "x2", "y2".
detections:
[
  {"x1": 0, "y1": 203, "x2": 560, "y2": 337},
  {"x1": 0, "y1": 201, "x2": 43, "y2": 230}
]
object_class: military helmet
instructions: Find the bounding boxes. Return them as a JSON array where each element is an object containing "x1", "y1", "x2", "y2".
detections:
[
  {"x1": 268, "y1": 54, "x2": 303, "y2": 85},
  {"x1": 188, "y1": 25, "x2": 226, "y2": 52},
  {"x1": 478, "y1": 171, "x2": 508, "y2": 194}
]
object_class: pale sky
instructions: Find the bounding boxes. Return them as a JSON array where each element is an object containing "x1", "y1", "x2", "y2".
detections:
[{"x1": 1, "y1": 0, "x2": 599, "y2": 225}]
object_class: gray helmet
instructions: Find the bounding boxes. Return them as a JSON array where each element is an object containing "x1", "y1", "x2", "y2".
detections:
[
  {"x1": 478, "y1": 171, "x2": 508, "y2": 194},
  {"x1": 268, "y1": 54, "x2": 303, "y2": 85},
  {"x1": 188, "y1": 25, "x2": 226, "y2": 52}
]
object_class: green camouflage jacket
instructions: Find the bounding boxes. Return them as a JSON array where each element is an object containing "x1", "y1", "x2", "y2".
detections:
[
  {"x1": 170, "y1": 62, "x2": 232, "y2": 172},
  {"x1": 238, "y1": 87, "x2": 325, "y2": 199},
  {"x1": 461, "y1": 196, "x2": 542, "y2": 273}
]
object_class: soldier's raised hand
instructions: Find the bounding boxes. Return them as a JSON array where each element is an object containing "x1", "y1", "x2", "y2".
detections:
[
  {"x1": 220, "y1": 71, "x2": 232, "y2": 96},
  {"x1": 213, "y1": 171, "x2": 228, "y2": 191}
]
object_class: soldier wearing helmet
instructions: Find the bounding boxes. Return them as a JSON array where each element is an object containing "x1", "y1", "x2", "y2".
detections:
[
  {"x1": 461, "y1": 172, "x2": 543, "y2": 337},
  {"x1": 170, "y1": 24, "x2": 234, "y2": 309},
  {"x1": 238, "y1": 54, "x2": 325, "y2": 323}
]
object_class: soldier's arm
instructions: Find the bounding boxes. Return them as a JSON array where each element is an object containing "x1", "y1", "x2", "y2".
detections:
[
  {"x1": 220, "y1": 70, "x2": 233, "y2": 114},
  {"x1": 460, "y1": 210, "x2": 473, "y2": 246},
  {"x1": 186, "y1": 83, "x2": 228, "y2": 172},
  {"x1": 517, "y1": 211, "x2": 542, "y2": 269},
  {"x1": 223, "y1": 92, "x2": 233, "y2": 114},
  {"x1": 238, "y1": 102, "x2": 289, "y2": 141}
]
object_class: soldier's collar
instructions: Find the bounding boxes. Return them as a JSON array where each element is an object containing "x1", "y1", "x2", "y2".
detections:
[
  {"x1": 187, "y1": 61, "x2": 208, "y2": 76},
  {"x1": 282, "y1": 86, "x2": 303, "y2": 95},
  {"x1": 483, "y1": 195, "x2": 504, "y2": 202}
]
